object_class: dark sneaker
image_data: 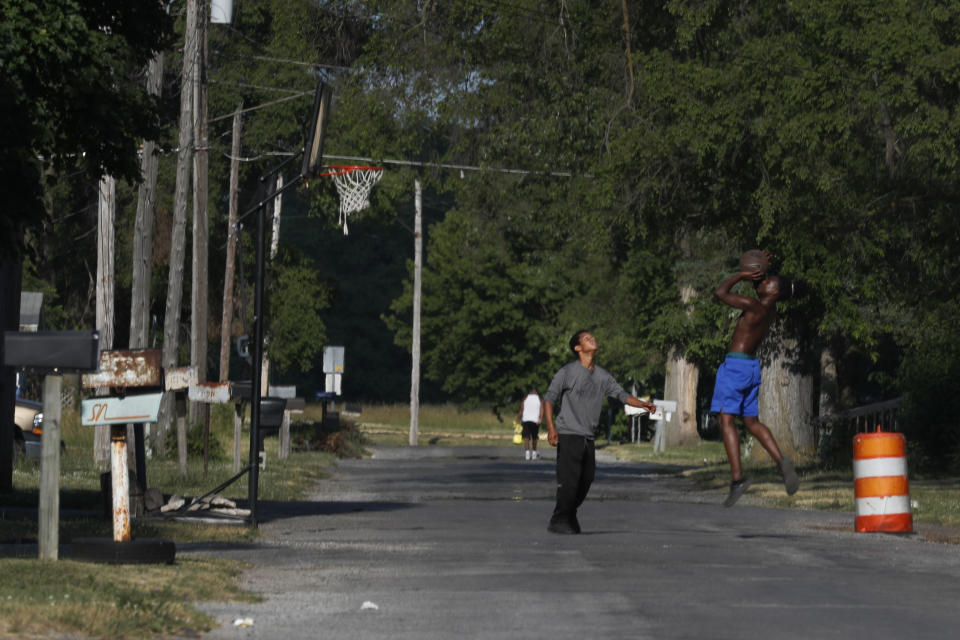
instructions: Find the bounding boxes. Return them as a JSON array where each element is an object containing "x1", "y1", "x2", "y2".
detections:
[
  {"x1": 779, "y1": 456, "x2": 800, "y2": 496},
  {"x1": 723, "y1": 477, "x2": 752, "y2": 507},
  {"x1": 547, "y1": 521, "x2": 579, "y2": 535}
]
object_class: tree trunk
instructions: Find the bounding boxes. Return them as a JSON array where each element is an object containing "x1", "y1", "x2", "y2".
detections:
[
  {"x1": 663, "y1": 283, "x2": 700, "y2": 446},
  {"x1": 129, "y1": 52, "x2": 164, "y2": 458},
  {"x1": 129, "y1": 52, "x2": 164, "y2": 352},
  {"x1": 270, "y1": 174, "x2": 283, "y2": 261},
  {"x1": 218, "y1": 105, "x2": 243, "y2": 382},
  {"x1": 818, "y1": 346, "x2": 838, "y2": 417},
  {"x1": 157, "y1": 0, "x2": 197, "y2": 443},
  {"x1": 94, "y1": 175, "x2": 116, "y2": 468},
  {"x1": 258, "y1": 174, "x2": 283, "y2": 398},
  {"x1": 755, "y1": 322, "x2": 816, "y2": 459},
  {"x1": 663, "y1": 347, "x2": 700, "y2": 446}
]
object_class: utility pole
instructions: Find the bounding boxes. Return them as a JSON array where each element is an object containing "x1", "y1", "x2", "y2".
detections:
[
  {"x1": 158, "y1": 0, "x2": 197, "y2": 444},
  {"x1": 190, "y1": 0, "x2": 210, "y2": 426},
  {"x1": 219, "y1": 104, "x2": 243, "y2": 383},
  {"x1": 409, "y1": 179, "x2": 422, "y2": 446},
  {"x1": 221, "y1": 105, "x2": 243, "y2": 473}
]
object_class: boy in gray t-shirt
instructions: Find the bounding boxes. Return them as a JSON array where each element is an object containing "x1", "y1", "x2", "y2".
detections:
[{"x1": 544, "y1": 331, "x2": 655, "y2": 534}]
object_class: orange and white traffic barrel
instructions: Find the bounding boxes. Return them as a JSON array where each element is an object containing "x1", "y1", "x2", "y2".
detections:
[{"x1": 853, "y1": 426, "x2": 912, "y2": 533}]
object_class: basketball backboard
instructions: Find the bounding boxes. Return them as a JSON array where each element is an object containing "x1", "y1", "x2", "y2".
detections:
[{"x1": 301, "y1": 82, "x2": 331, "y2": 179}]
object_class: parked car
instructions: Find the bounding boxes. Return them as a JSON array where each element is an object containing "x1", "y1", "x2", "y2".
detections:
[{"x1": 13, "y1": 397, "x2": 44, "y2": 461}]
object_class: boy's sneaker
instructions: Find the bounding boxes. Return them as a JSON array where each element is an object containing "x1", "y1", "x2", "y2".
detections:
[
  {"x1": 524, "y1": 450, "x2": 531, "y2": 460},
  {"x1": 531, "y1": 451, "x2": 541, "y2": 460},
  {"x1": 779, "y1": 456, "x2": 800, "y2": 495},
  {"x1": 723, "y1": 477, "x2": 752, "y2": 507}
]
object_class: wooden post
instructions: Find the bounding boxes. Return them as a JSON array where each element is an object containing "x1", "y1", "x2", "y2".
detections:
[
  {"x1": 219, "y1": 104, "x2": 243, "y2": 383},
  {"x1": 189, "y1": 0, "x2": 209, "y2": 426},
  {"x1": 409, "y1": 179, "x2": 422, "y2": 447},
  {"x1": 38, "y1": 375, "x2": 62, "y2": 560},
  {"x1": 177, "y1": 412, "x2": 187, "y2": 476},
  {"x1": 278, "y1": 409, "x2": 291, "y2": 459},
  {"x1": 160, "y1": 0, "x2": 197, "y2": 453},
  {"x1": 94, "y1": 175, "x2": 116, "y2": 468},
  {"x1": 233, "y1": 404, "x2": 242, "y2": 472}
]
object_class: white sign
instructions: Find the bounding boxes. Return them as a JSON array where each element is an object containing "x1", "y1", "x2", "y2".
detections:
[
  {"x1": 323, "y1": 346, "x2": 345, "y2": 374},
  {"x1": 81, "y1": 393, "x2": 164, "y2": 426},
  {"x1": 188, "y1": 382, "x2": 232, "y2": 404},
  {"x1": 210, "y1": 0, "x2": 233, "y2": 24},
  {"x1": 268, "y1": 385, "x2": 297, "y2": 399},
  {"x1": 165, "y1": 366, "x2": 198, "y2": 391}
]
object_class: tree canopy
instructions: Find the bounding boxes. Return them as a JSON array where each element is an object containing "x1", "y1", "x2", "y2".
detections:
[
  {"x1": 339, "y1": 1, "x2": 960, "y2": 446},
  {"x1": 0, "y1": 0, "x2": 173, "y2": 254},
  {"x1": 15, "y1": 0, "x2": 960, "y2": 461}
]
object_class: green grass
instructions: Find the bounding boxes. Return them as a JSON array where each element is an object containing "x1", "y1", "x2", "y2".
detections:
[
  {"x1": 0, "y1": 403, "x2": 350, "y2": 639},
  {"x1": 0, "y1": 556, "x2": 258, "y2": 639},
  {"x1": 357, "y1": 402, "x2": 516, "y2": 446}
]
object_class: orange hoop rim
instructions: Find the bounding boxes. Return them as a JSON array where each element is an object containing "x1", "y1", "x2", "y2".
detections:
[{"x1": 318, "y1": 164, "x2": 384, "y2": 177}]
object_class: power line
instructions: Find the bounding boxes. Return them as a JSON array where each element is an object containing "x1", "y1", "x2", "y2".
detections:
[
  {"x1": 209, "y1": 79, "x2": 309, "y2": 95},
  {"x1": 247, "y1": 53, "x2": 350, "y2": 72},
  {"x1": 207, "y1": 91, "x2": 312, "y2": 124},
  {"x1": 323, "y1": 154, "x2": 588, "y2": 178}
]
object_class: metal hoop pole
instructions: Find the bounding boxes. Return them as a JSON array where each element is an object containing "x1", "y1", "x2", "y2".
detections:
[{"x1": 247, "y1": 200, "x2": 266, "y2": 526}]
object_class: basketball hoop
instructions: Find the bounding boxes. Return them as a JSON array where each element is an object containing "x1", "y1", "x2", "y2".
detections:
[{"x1": 322, "y1": 165, "x2": 384, "y2": 234}]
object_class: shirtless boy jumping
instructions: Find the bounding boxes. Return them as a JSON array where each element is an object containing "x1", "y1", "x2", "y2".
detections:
[{"x1": 711, "y1": 257, "x2": 800, "y2": 507}]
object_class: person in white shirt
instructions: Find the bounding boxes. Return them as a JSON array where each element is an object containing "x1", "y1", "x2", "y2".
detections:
[{"x1": 516, "y1": 389, "x2": 544, "y2": 460}]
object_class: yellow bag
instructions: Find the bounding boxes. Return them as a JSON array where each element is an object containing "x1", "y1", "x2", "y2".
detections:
[{"x1": 512, "y1": 421, "x2": 523, "y2": 444}]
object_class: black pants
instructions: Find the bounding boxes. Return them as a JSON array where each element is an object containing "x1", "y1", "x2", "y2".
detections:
[{"x1": 550, "y1": 434, "x2": 595, "y2": 530}]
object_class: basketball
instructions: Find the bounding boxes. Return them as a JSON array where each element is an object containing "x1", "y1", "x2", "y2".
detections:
[{"x1": 739, "y1": 249, "x2": 770, "y2": 274}]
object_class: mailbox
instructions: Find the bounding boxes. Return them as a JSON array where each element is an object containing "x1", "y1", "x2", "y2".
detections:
[
  {"x1": 259, "y1": 397, "x2": 287, "y2": 431},
  {"x1": 3, "y1": 330, "x2": 100, "y2": 372}
]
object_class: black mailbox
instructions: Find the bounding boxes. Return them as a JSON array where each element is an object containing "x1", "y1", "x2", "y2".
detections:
[
  {"x1": 4, "y1": 330, "x2": 101, "y2": 372},
  {"x1": 230, "y1": 380, "x2": 252, "y2": 401},
  {"x1": 259, "y1": 397, "x2": 287, "y2": 431}
]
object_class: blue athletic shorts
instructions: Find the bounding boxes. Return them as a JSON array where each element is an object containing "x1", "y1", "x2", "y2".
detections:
[{"x1": 710, "y1": 354, "x2": 761, "y2": 417}]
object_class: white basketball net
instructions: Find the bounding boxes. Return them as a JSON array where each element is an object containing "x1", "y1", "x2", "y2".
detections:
[{"x1": 330, "y1": 167, "x2": 383, "y2": 235}]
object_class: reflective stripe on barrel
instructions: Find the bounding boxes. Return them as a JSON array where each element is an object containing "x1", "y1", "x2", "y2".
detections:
[{"x1": 853, "y1": 427, "x2": 912, "y2": 533}]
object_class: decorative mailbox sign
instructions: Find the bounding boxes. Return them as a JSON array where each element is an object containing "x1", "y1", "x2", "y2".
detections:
[{"x1": 81, "y1": 392, "x2": 164, "y2": 426}]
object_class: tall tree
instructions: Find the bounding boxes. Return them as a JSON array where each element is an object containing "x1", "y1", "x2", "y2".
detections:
[{"x1": 0, "y1": 0, "x2": 172, "y2": 487}]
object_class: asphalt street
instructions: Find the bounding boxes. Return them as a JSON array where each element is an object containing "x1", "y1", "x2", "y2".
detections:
[{"x1": 185, "y1": 446, "x2": 960, "y2": 640}]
